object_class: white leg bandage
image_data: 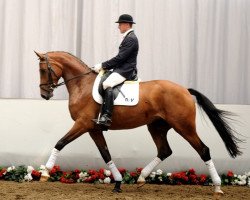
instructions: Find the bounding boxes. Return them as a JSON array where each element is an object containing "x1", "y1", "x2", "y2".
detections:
[
  {"x1": 103, "y1": 72, "x2": 126, "y2": 90},
  {"x1": 107, "y1": 160, "x2": 122, "y2": 182},
  {"x1": 141, "y1": 157, "x2": 162, "y2": 178},
  {"x1": 205, "y1": 159, "x2": 221, "y2": 186},
  {"x1": 45, "y1": 148, "x2": 59, "y2": 170}
]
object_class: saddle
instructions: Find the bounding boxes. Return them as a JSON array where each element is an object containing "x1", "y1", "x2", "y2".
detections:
[
  {"x1": 98, "y1": 71, "x2": 138, "y2": 100},
  {"x1": 92, "y1": 70, "x2": 140, "y2": 106}
]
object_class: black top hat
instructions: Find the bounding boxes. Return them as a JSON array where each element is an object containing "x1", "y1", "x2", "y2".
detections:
[{"x1": 115, "y1": 14, "x2": 136, "y2": 24}]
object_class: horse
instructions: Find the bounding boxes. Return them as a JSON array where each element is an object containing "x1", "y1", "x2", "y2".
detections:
[{"x1": 35, "y1": 51, "x2": 242, "y2": 195}]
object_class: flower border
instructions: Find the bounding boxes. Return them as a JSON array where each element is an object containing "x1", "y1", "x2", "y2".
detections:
[{"x1": 0, "y1": 165, "x2": 249, "y2": 186}]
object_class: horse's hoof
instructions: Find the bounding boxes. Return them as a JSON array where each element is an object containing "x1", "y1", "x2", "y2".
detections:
[
  {"x1": 213, "y1": 191, "x2": 224, "y2": 200},
  {"x1": 137, "y1": 182, "x2": 146, "y2": 188},
  {"x1": 112, "y1": 188, "x2": 122, "y2": 193},
  {"x1": 137, "y1": 175, "x2": 146, "y2": 188},
  {"x1": 40, "y1": 175, "x2": 49, "y2": 182}
]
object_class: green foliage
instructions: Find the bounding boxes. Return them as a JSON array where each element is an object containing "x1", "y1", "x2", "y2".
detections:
[
  {"x1": 4, "y1": 166, "x2": 27, "y2": 182},
  {"x1": 122, "y1": 172, "x2": 137, "y2": 184}
]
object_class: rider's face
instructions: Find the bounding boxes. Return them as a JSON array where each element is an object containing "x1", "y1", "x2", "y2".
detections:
[{"x1": 118, "y1": 23, "x2": 131, "y2": 33}]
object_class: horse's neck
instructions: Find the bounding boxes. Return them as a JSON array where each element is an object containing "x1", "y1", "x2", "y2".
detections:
[
  {"x1": 61, "y1": 59, "x2": 96, "y2": 99},
  {"x1": 62, "y1": 59, "x2": 88, "y2": 81}
]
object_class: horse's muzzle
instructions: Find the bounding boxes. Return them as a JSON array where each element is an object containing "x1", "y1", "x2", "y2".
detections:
[{"x1": 41, "y1": 93, "x2": 53, "y2": 100}]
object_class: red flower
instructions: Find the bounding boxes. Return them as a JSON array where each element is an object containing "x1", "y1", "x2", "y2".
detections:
[
  {"x1": 188, "y1": 168, "x2": 195, "y2": 175},
  {"x1": 31, "y1": 170, "x2": 41, "y2": 180},
  {"x1": 60, "y1": 177, "x2": 74, "y2": 184},
  {"x1": 88, "y1": 169, "x2": 97, "y2": 175},
  {"x1": 59, "y1": 171, "x2": 78, "y2": 184},
  {"x1": 130, "y1": 172, "x2": 137, "y2": 178},
  {"x1": 0, "y1": 168, "x2": 6, "y2": 178},
  {"x1": 54, "y1": 165, "x2": 60, "y2": 171},
  {"x1": 227, "y1": 171, "x2": 234, "y2": 177},
  {"x1": 99, "y1": 168, "x2": 105, "y2": 175},
  {"x1": 172, "y1": 172, "x2": 182, "y2": 179},
  {"x1": 118, "y1": 168, "x2": 126, "y2": 175},
  {"x1": 199, "y1": 174, "x2": 207, "y2": 184},
  {"x1": 189, "y1": 174, "x2": 197, "y2": 180},
  {"x1": 50, "y1": 165, "x2": 61, "y2": 174},
  {"x1": 172, "y1": 173, "x2": 177, "y2": 179},
  {"x1": 91, "y1": 174, "x2": 99, "y2": 180},
  {"x1": 110, "y1": 174, "x2": 114, "y2": 181},
  {"x1": 84, "y1": 177, "x2": 93, "y2": 183},
  {"x1": 182, "y1": 175, "x2": 189, "y2": 182},
  {"x1": 74, "y1": 169, "x2": 81, "y2": 174},
  {"x1": 31, "y1": 170, "x2": 40, "y2": 176},
  {"x1": 136, "y1": 168, "x2": 143, "y2": 174},
  {"x1": 63, "y1": 171, "x2": 68, "y2": 176},
  {"x1": 50, "y1": 168, "x2": 56, "y2": 174},
  {"x1": 99, "y1": 174, "x2": 105, "y2": 180}
]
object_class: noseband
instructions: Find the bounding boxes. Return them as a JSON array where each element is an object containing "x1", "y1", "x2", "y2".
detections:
[{"x1": 39, "y1": 53, "x2": 93, "y2": 93}]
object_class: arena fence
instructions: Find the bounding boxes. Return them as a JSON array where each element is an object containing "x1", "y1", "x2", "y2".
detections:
[{"x1": 0, "y1": 99, "x2": 249, "y2": 174}]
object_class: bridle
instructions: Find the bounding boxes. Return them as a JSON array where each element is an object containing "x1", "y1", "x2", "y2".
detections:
[{"x1": 39, "y1": 53, "x2": 93, "y2": 93}]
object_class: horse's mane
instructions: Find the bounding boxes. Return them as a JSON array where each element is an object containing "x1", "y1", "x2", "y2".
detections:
[{"x1": 48, "y1": 51, "x2": 89, "y2": 68}]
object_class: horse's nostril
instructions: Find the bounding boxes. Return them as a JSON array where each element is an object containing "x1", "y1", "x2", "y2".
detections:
[{"x1": 41, "y1": 94, "x2": 49, "y2": 100}]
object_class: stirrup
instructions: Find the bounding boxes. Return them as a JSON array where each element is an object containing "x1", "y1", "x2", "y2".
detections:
[
  {"x1": 92, "y1": 115, "x2": 112, "y2": 126},
  {"x1": 98, "y1": 114, "x2": 112, "y2": 127},
  {"x1": 92, "y1": 111, "x2": 102, "y2": 124},
  {"x1": 92, "y1": 117, "x2": 110, "y2": 131},
  {"x1": 92, "y1": 118, "x2": 100, "y2": 124}
]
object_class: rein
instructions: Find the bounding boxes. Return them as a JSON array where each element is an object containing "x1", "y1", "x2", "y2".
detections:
[
  {"x1": 53, "y1": 71, "x2": 93, "y2": 88},
  {"x1": 39, "y1": 54, "x2": 93, "y2": 92}
]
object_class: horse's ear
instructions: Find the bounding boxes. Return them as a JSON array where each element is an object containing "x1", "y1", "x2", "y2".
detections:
[{"x1": 34, "y1": 51, "x2": 45, "y2": 60}]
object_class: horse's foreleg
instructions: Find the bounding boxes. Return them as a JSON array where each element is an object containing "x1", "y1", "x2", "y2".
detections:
[
  {"x1": 89, "y1": 131, "x2": 122, "y2": 193},
  {"x1": 137, "y1": 120, "x2": 172, "y2": 185},
  {"x1": 41, "y1": 120, "x2": 87, "y2": 180}
]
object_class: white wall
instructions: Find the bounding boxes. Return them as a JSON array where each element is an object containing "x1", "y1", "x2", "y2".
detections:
[
  {"x1": 0, "y1": 0, "x2": 249, "y2": 104},
  {"x1": 0, "y1": 99, "x2": 249, "y2": 174}
]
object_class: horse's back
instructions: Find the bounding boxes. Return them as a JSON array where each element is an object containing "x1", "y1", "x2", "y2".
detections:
[
  {"x1": 139, "y1": 79, "x2": 192, "y2": 100},
  {"x1": 138, "y1": 79, "x2": 196, "y2": 122}
]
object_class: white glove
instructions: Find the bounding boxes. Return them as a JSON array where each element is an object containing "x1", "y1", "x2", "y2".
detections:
[{"x1": 92, "y1": 63, "x2": 103, "y2": 73}]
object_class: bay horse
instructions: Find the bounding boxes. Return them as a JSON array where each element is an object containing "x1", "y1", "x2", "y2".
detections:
[{"x1": 35, "y1": 51, "x2": 242, "y2": 195}]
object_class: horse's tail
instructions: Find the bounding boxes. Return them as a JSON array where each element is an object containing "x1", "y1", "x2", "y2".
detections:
[{"x1": 188, "y1": 88, "x2": 242, "y2": 158}]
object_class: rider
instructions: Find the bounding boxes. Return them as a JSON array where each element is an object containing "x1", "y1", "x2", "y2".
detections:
[{"x1": 92, "y1": 14, "x2": 139, "y2": 127}]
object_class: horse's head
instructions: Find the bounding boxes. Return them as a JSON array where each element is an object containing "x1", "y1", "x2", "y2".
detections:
[{"x1": 35, "y1": 51, "x2": 63, "y2": 100}]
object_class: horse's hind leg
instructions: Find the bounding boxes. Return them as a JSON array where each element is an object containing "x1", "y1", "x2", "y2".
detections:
[
  {"x1": 176, "y1": 123, "x2": 223, "y2": 195},
  {"x1": 137, "y1": 119, "x2": 172, "y2": 184},
  {"x1": 89, "y1": 130, "x2": 122, "y2": 193}
]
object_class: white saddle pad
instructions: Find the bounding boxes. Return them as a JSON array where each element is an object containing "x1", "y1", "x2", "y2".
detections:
[{"x1": 92, "y1": 73, "x2": 140, "y2": 106}]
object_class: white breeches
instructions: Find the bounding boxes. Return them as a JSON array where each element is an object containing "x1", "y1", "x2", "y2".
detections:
[{"x1": 103, "y1": 72, "x2": 126, "y2": 90}]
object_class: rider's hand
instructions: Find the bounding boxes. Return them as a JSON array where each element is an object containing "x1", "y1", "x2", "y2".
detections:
[{"x1": 92, "y1": 63, "x2": 103, "y2": 73}]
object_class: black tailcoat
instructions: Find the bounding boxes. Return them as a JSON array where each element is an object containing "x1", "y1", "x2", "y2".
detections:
[{"x1": 102, "y1": 31, "x2": 139, "y2": 80}]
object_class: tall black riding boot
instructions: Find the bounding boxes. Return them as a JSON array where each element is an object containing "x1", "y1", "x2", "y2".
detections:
[{"x1": 97, "y1": 87, "x2": 114, "y2": 127}]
